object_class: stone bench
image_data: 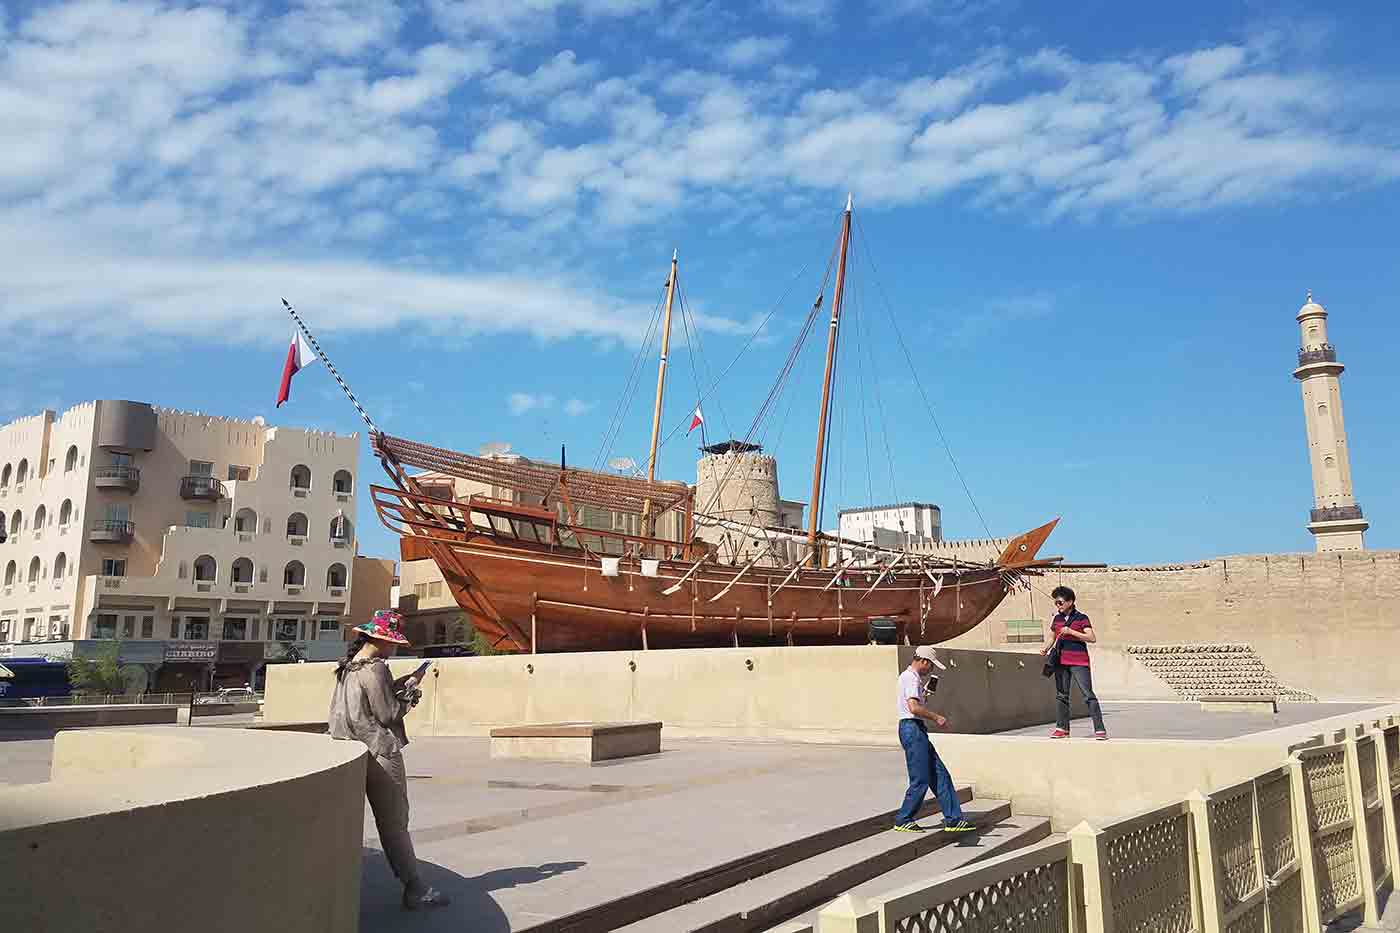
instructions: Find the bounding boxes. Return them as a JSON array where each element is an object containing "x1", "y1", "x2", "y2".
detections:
[
  {"x1": 1199, "y1": 695, "x2": 1278, "y2": 714},
  {"x1": 489, "y1": 721, "x2": 662, "y2": 763}
]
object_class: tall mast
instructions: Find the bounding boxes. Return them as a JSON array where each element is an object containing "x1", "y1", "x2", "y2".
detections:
[
  {"x1": 806, "y1": 194, "x2": 853, "y2": 563},
  {"x1": 642, "y1": 249, "x2": 679, "y2": 536}
]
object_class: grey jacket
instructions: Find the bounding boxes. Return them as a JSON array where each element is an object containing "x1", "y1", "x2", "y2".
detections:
[{"x1": 328, "y1": 658, "x2": 411, "y2": 758}]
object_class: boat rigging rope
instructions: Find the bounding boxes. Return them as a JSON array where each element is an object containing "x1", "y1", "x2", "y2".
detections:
[
  {"x1": 593, "y1": 286, "x2": 667, "y2": 473},
  {"x1": 853, "y1": 215, "x2": 994, "y2": 539}
]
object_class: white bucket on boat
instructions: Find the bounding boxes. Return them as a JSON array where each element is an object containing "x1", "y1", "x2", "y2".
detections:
[
  {"x1": 641, "y1": 559, "x2": 660, "y2": 577},
  {"x1": 600, "y1": 557, "x2": 621, "y2": 577}
]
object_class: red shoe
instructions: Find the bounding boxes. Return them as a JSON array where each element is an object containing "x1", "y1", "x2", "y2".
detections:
[
  {"x1": 1049, "y1": 728, "x2": 1070, "y2": 738},
  {"x1": 1094, "y1": 731, "x2": 1108, "y2": 741}
]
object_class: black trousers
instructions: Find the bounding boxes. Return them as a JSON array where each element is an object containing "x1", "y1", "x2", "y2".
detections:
[{"x1": 1054, "y1": 664, "x2": 1106, "y2": 732}]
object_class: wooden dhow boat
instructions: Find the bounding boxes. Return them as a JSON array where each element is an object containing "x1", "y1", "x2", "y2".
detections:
[{"x1": 288, "y1": 196, "x2": 1062, "y2": 652}]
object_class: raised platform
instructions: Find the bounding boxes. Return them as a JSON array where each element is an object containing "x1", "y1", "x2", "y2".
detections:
[
  {"x1": 0, "y1": 704, "x2": 179, "y2": 731},
  {"x1": 490, "y1": 721, "x2": 662, "y2": 763},
  {"x1": 1200, "y1": 694, "x2": 1278, "y2": 714}
]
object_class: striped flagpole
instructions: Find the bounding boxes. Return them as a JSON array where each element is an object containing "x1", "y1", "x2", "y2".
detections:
[{"x1": 281, "y1": 298, "x2": 380, "y2": 436}]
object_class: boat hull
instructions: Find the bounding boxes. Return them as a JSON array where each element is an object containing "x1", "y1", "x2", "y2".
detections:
[{"x1": 401, "y1": 535, "x2": 1015, "y2": 652}]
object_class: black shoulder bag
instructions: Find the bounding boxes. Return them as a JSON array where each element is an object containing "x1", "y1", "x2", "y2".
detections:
[{"x1": 1041, "y1": 634, "x2": 1062, "y2": 678}]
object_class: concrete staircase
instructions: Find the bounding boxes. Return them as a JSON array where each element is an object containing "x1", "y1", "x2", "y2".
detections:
[
  {"x1": 545, "y1": 787, "x2": 1050, "y2": 933},
  {"x1": 1125, "y1": 643, "x2": 1317, "y2": 702}
]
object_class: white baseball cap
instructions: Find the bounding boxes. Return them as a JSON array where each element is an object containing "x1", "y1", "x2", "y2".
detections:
[{"x1": 913, "y1": 646, "x2": 947, "y2": 670}]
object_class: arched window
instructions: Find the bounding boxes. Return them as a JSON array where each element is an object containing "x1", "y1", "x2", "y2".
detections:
[
  {"x1": 53, "y1": 552, "x2": 67, "y2": 581},
  {"x1": 333, "y1": 470, "x2": 353, "y2": 494},
  {"x1": 1317, "y1": 403, "x2": 1328, "y2": 416},
  {"x1": 0, "y1": 464, "x2": 10, "y2": 488},
  {"x1": 231, "y1": 557, "x2": 254, "y2": 584},
  {"x1": 34, "y1": 505, "x2": 46, "y2": 530},
  {"x1": 326, "y1": 563, "x2": 347, "y2": 588},
  {"x1": 65, "y1": 446, "x2": 78, "y2": 472},
  {"x1": 28, "y1": 556, "x2": 41, "y2": 583},
  {"x1": 15, "y1": 459, "x2": 28, "y2": 485},
  {"x1": 286, "y1": 512, "x2": 308, "y2": 537},
  {"x1": 290, "y1": 465, "x2": 312, "y2": 491},
  {"x1": 329, "y1": 513, "x2": 352, "y2": 542},
  {"x1": 59, "y1": 500, "x2": 73, "y2": 526},
  {"x1": 283, "y1": 560, "x2": 306, "y2": 586},
  {"x1": 193, "y1": 555, "x2": 217, "y2": 582},
  {"x1": 10, "y1": 510, "x2": 21, "y2": 534},
  {"x1": 234, "y1": 508, "x2": 257, "y2": 534},
  {"x1": 4, "y1": 561, "x2": 15, "y2": 586}
]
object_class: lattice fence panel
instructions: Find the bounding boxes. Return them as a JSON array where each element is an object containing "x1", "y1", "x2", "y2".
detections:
[
  {"x1": 1209, "y1": 786, "x2": 1260, "y2": 912},
  {"x1": 890, "y1": 861, "x2": 1069, "y2": 933},
  {"x1": 1314, "y1": 827, "x2": 1361, "y2": 919},
  {"x1": 1359, "y1": 739, "x2": 1380, "y2": 809},
  {"x1": 1256, "y1": 773, "x2": 1296, "y2": 878},
  {"x1": 1103, "y1": 810, "x2": 1199, "y2": 933},
  {"x1": 1222, "y1": 902, "x2": 1265, "y2": 933},
  {"x1": 1366, "y1": 807, "x2": 1388, "y2": 883},
  {"x1": 1385, "y1": 729, "x2": 1400, "y2": 794},
  {"x1": 1303, "y1": 749, "x2": 1351, "y2": 833},
  {"x1": 1266, "y1": 871, "x2": 1304, "y2": 933}
]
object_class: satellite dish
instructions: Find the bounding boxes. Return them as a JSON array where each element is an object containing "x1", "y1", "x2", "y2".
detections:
[{"x1": 608, "y1": 457, "x2": 639, "y2": 475}]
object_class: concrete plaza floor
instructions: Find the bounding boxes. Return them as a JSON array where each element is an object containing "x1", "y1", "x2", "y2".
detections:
[{"x1": 1, "y1": 700, "x2": 1390, "y2": 931}]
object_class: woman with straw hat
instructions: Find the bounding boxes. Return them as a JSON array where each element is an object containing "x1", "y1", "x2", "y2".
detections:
[{"x1": 329, "y1": 608, "x2": 450, "y2": 910}]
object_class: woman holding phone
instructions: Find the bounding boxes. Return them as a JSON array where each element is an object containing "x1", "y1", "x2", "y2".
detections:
[{"x1": 329, "y1": 608, "x2": 449, "y2": 910}]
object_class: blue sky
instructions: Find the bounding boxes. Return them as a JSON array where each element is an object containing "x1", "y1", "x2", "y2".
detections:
[{"x1": 2, "y1": 0, "x2": 1397, "y2": 565}]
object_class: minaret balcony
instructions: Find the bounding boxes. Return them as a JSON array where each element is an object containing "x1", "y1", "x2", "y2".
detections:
[
  {"x1": 1310, "y1": 505, "x2": 1364, "y2": 523},
  {"x1": 1297, "y1": 345, "x2": 1336, "y2": 366}
]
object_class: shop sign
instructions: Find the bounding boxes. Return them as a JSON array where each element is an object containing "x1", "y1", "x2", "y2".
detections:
[
  {"x1": 117, "y1": 641, "x2": 165, "y2": 665},
  {"x1": 164, "y1": 641, "x2": 218, "y2": 663},
  {"x1": 218, "y1": 642, "x2": 266, "y2": 664}
]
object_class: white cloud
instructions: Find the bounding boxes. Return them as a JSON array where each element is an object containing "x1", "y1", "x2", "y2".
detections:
[
  {"x1": 563, "y1": 398, "x2": 595, "y2": 416},
  {"x1": 2, "y1": 2, "x2": 1399, "y2": 355},
  {"x1": 720, "y1": 36, "x2": 791, "y2": 69},
  {"x1": 508, "y1": 392, "x2": 555, "y2": 414},
  {"x1": 487, "y1": 50, "x2": 597, "y2": 101}
]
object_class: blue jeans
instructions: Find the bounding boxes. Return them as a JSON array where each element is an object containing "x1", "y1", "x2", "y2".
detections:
[{"x1": 896, "y1": 719, "x2": 963, "y2": 825}]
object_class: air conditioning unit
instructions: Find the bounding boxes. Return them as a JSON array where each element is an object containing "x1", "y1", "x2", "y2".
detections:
[{"x1": 0, "y1": 620, "x2": 9, "y2": 633}]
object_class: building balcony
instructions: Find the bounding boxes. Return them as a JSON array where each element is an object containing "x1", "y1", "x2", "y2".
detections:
[
  {"x1": 1297, "y1": 345, "x2": 1337, "y2": 366},
  {"x1": 94, "y1": 465, "x2": 141, "y2": 493},
  {"x1": 1310, "y1": 505, "x2": 1364, "y2": 523},
  {"x1": 180, "y1": 475, "x2": 224, "y2": 501},
  {"x1": 90, "y1": 519, "x2": 135, "y2": 543}
]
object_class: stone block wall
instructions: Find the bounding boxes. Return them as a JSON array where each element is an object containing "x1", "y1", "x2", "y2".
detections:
[{"x1": 946, "y1": 550, "x2": 1400, "y2": 701}]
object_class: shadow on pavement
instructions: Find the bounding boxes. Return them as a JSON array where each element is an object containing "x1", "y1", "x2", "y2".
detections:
[{"x1": 361, "y1": 849, "x2": 586, "y2": 932}]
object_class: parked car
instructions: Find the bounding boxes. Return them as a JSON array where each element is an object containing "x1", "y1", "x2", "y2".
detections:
[{"x1": 195, "y1": 687, "x2": 259, "y2": 705}]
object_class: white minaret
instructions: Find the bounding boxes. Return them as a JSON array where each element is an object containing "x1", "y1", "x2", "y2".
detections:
[{"x1": 1292, "y1": 291, "x2": 1368, "y2": 552}]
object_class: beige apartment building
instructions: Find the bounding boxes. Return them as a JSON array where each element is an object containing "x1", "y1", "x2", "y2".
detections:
[{"x1": 0, "y1": 399, "x2": 369, "y2": 690}]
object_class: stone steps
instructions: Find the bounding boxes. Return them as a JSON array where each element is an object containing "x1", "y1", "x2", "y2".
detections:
[
  {"x1": 611, "y1": 798, "x2": 1040, "y2": 933},
  {"x1": 1126, "y1": 643, "x2": 1317, "y2": 702},
  {"x1": 519, "y1": 785, "x2": 978, "y2": 932}
]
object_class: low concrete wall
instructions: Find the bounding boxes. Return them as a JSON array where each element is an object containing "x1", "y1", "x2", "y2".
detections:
[
  {"x1": 0, "y1": 704, "x2": 179, "y2": 731},
  {"x1": 190, "y1": 701, "x2": 260, "y2": 717},
  {"x1": 265, "y1": 645, "x2": 1086, "y2": 745},
  {"x1": 0, "y1": 727, "x2": 366, "y2": 933},
  {"x1": 933, "y1": 702, "x2": 1400, "y2": 831}
]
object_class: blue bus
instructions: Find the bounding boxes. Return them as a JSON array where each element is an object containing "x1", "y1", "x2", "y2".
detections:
[{"x1": 0, "y1": 657, "x2": 72, "y2": 701}]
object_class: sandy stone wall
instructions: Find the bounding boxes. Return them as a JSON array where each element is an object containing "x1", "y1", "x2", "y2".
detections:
[{"x1": 948, "y1": 550, "x2": 1400, "y2": 701}]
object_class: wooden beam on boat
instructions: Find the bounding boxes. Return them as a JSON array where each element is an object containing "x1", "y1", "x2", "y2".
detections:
[
  {"x1": 661, "y1": 557, "x2": 707, "y2": 596},
  {"x1": 707, "y1": 553, "x2": 764, "y2": 602},
  {"x1": 821, "y1": 556, "x2": 858, "y2": 592},
  {"x1": 859, "y1": 552, "x2": 909, "y2": 601},
  {"x1": 770, "y1": 549, "x2": 813, "y2": 599}
]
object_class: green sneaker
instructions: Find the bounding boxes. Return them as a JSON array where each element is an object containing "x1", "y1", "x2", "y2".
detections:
[
  {"x1": 943, "y1": 819, "x2": 977, "y2": 833},
  {"x1": 892, "y1": 822, "x2": 926, "y2": 833}
]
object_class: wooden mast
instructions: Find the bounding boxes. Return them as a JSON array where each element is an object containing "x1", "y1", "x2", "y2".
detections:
[
  {"x1": 642, "y1": 249, "x2": 679, "y2": 538},
  {"x1": 806, "y1": 194, "x2": 853, "y2": 565}
]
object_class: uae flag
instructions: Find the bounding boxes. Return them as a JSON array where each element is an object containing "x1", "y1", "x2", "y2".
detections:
[
  {"x1": 276, "y1": 331, "x2": 319, "y2": 408},
  {"x1": 687, "y1": 405, "x2": 705, "y2": 434}
]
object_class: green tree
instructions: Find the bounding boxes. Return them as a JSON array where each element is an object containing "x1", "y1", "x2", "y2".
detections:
[
  {"x1": 67, "y1": 643, "x2": 128, "y2": 696},
  {"x1": 470, "y1": 628, "x2": 499, "y2": 657}
]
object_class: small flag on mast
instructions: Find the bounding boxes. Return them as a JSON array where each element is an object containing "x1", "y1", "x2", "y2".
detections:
[
  {"x1": 687, "y1": 405, "x2": 704, "y2": 434},
  {"x1": 276, "y1": 330, "x2": 319, "y2": 408}
]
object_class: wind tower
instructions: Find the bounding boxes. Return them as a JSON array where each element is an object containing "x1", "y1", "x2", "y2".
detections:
[{"x1": 1292, "y1": 291, "x2": 1368, "y2": 551}]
